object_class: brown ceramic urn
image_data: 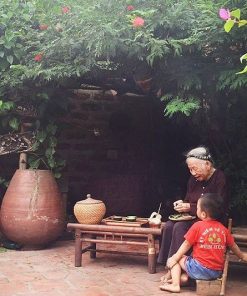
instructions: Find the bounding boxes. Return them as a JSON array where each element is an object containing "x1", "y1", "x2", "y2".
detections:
[{"x1": 0, "y1": 169, "x2": 65, "y2": 248}]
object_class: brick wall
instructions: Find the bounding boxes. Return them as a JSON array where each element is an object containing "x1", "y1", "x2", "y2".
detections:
[{"x1": 57, "y1": 89, "x2": 156, "y2": 217}]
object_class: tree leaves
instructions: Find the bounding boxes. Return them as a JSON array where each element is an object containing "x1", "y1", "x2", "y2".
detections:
[
  {"x1": 224, "y1": 19, "x2": 235, "y2": 32},
  {"x1": 231, "y1": 9, "x2": 241, "y2": 20},
  {"x1": 162, "y1": 95, "x2": 200, "y2": 117},
  {"x1": 6, "y1": 55, "x2": 13, "y2": 64},
  {"x1": 240, "y1": 53, "x2": 247, "y2": 63},
  {"x1": 26, "y1": 122, "x2": 66, "y2": 174},
  {"x1": 9, "y1": 117, "x2": 19, "y2": 130},
  {"x1": 0, "y1": 100, "x2": 14, "y2": 113},
  {"x1": 0, "y1": 0, "x2": 246, "y2": 121},
  {"x1": 236, "y1": 66, "x2": 247, "y2": 75}
]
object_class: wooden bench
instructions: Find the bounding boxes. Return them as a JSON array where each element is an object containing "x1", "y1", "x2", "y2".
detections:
[
  {"x1": 67, "y1": 222, "x2": 161, "y2": 273},
  {"x1": 196, "y1": 219, "x2": 247, "y2": 296}
]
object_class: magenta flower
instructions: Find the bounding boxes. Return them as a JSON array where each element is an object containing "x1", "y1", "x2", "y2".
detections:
[
  {"x1": 132, "y1": 17, "x2": 145, "y2": 28},
  {"x1": 127, "y1": 5, "x2": 134, "y2": 11},
  {"x1": 34, "y1": 53, "x2": 43, "y2": 62},
  {"x1": 62, "y1": 6, "x2": 70, "y2": 14},
  {"x1": 219, "y1": 8, "x2": 231, "y2": 20}
]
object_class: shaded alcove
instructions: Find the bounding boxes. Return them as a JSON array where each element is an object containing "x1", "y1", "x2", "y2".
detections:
[
  {"x1": 0, "y1": 90, "x2": 205, "y2": 221},
  {"x1": 58, "y1": 90, "x2": 203, "y2": 220}
]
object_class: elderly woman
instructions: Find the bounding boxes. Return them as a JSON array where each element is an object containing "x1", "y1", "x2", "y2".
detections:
[{"x1": 157, "y1": 146, "x2": 229, "y2": 280}]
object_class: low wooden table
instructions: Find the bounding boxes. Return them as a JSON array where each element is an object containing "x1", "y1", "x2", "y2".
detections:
[{"x1": 67, "y1": 222, "x2": 162, "y2": 273}]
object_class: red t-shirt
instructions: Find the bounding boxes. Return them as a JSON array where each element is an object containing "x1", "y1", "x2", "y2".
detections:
[{"x1": 184, "y1": 220, "x2": 234, "y2": 270}]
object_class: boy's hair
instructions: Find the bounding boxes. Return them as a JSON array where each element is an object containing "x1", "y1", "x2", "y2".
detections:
[{"x1": 199, "y1": 193, "x2": 224, "y2": 220}]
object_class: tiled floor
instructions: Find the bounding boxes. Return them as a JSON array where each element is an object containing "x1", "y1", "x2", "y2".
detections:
[{"x1": 0, "y1": 238, "x2": 246, "y2": 296}]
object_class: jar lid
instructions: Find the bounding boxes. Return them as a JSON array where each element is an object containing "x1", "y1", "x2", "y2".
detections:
[{"x1": 76, "y1": 194, "x2": 103, "y2": 204}]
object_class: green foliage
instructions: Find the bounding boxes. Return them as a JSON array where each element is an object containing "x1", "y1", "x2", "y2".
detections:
[
  {"x1": 8, "y1": 117, "x2": 19, "y2": 130},
  {"x1": 224, "y1": 19, "x2": 235, "y2": 32},
  {"x1": 28, "y1": 122, "x2": 66, "y2": 178},
  {"x1": 0, "y1": 100, "x2": 14, "y2": 114},
  {"x1": 217, "y1": 70, "x2": 247, "y2": 90},
  {"x1": 221, "y1": 7, "x2": 247, "y2": 74},
  {"x1": 162, "y1": 94, "x2": 200, "y2": 117},
  {"x1": 0, "y1": 0, "x2": 246, "y2": 102}
]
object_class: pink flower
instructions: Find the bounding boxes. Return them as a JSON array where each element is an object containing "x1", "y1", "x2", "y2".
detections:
[
  {"x1": 219, "y1": 8, "x2": 231, "y2": 21},
  {"x1": 127, "y1": 5, "x2": 134, "y2": 11},
  {"x1": 132, "y1": 17, "x2": 145, "y2": 28},
  {"x1": 34, "y1": 53, "x2": 43, "y2": 62},
  {"x1": 62, "y1": 6, "x2": 70, "y2": 14}
]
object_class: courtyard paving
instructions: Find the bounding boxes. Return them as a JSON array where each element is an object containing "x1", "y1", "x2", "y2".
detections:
[{"x1": 0, "y1": 238, "x2": 246, "y2": 296}]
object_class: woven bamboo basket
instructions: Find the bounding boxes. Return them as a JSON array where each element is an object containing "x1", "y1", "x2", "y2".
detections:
[{"x1": 74, "y1": 194, "x2": 106, "y2": 224}]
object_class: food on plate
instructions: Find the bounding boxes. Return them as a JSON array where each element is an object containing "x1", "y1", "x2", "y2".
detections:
[{"x1": 168, "y1": 213, "x2": 196, "y2": 221}]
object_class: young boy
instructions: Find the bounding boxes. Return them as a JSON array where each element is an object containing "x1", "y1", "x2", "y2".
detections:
[{"x1": 159, "y1": 193, "x2": 247, "y2": 293}]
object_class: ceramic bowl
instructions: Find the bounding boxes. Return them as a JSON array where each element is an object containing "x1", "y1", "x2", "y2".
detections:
[
  {"x1": 113, "y1": 215, "x2": 122, "y2": 221},
  {"x1": 126, "y1": 215, "x2": 137, "y2": 222}
]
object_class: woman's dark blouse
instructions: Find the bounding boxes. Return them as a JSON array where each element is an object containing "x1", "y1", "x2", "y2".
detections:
[{"x1": 184, "y1": 169, "x2": 228, "y2": 216}]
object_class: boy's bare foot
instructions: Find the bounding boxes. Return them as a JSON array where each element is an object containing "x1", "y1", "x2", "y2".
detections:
[
  {"x1": 159, "y1": 283, "x2": 180, "y2": 293},
  {"x1": 160, "y1": 270, "x2": 171, "y2": 283},
  {"x1": 160, "y1": 273, "x2": 188, "y2": 286},
  {"x1": 160, "y1": 275, "x2": 171, "y2": 284}
]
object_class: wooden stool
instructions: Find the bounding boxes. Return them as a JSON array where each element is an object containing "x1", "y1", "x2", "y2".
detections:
[
  {"x1": 196, "y1": 219, "x2": 232, "y2": 296},
  {"x1": 196, "y1": 279, "x2": 222, "y2": 296}
]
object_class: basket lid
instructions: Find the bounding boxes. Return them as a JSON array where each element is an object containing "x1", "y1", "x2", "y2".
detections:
[{"x1": 76, "y1": 194, "x2": 103, "y2": 204}]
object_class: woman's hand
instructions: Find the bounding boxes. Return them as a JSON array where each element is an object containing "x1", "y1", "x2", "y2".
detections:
[
  {"x1": 174, "y1": 201, "x2": 190, "y2": 213},
  {"x1": 173, "y1": 200, "x2": 183, "y2": 208}
]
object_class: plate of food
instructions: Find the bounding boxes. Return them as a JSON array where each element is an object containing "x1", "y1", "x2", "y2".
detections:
[{"x1": 168, "y1": 213, "x2": 196, "y2": 221}]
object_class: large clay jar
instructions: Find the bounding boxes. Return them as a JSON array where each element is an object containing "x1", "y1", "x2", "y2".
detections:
[
  {"x1": 74, "y1": 194, "x2": 106, "y2": 224},
  {"x1": 0, "y1": 169, "x2": 65, "y2": 248}
]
